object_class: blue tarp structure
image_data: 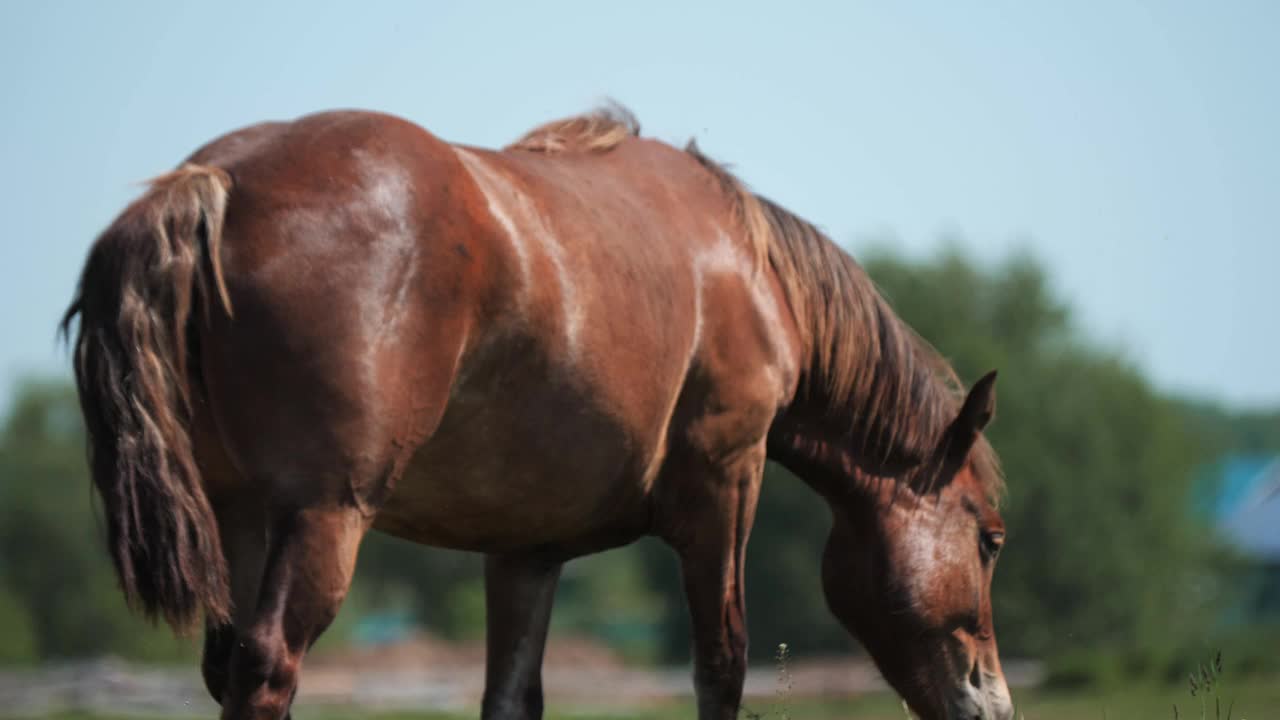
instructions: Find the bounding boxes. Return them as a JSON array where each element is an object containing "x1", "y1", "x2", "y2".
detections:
[
  {"x1": 1199, "y1": 455, "x2": 1280, "y2": 619},
  {"x1": 1198, "y1": 455, "x2": 1280, "y2": 560}
]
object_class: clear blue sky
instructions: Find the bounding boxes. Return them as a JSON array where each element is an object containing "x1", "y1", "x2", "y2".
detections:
[{"x1": 2, "y1": 1, "x2": 1277, "y2": 408}]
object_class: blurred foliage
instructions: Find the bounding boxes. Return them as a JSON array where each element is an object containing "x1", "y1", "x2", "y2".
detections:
[
  {"x1": 351, "y1": 531, "x2": 484, "y2": 641},
  {"x1": 1182, "y1": 402, "x2": 1280, "y2": 458},
  {"x1": 552, "y1": 544, "x2": 667, "y2": 660},
  {"x1": 1, "y1": 245, "x2": 1276, "y2": 686},
  {"x1": 0, "y1": 382, "x2": 196, "y2": 663}
]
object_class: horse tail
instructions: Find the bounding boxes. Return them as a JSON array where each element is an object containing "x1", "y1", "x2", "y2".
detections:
[{"x1": 61, "y1": 164, "x2": 235, "y2": 632}]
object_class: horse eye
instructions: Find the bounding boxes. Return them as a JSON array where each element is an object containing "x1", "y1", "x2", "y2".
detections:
[{"x1": 980, "y1": 530, "x2": 1005, "y2": 558}]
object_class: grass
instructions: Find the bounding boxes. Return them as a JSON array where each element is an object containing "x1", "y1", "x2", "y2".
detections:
[
  {"x1": 30, "y1": 679, "x2": 1280, "y2": 720},
  {"x1": 325, "y1": 679, "x2": 1280, "y2": 719}
]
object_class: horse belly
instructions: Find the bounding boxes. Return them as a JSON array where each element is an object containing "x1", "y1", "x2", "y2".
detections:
[{"x1": 372, "y1": 369, "x2": 659, "y2": 554}]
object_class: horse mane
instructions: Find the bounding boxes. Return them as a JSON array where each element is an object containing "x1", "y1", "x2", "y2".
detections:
[
  {"x1": 685, "y1": 146, "x2": 1004, "y2": 502},
  {"x1": 506, "y1": 106, "x2": 1003, "y2": 500},
  {"x1": 507, "y1": 103, "x2": 641, "y2": 154}
]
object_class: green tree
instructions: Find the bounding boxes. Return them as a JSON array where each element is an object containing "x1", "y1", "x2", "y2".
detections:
[
  {"x1": 0, "y1": 380, "x2": 194, "y2": 663},
  {"x1": 352, "y1": 531, "x2": 485, "y2": 640}
]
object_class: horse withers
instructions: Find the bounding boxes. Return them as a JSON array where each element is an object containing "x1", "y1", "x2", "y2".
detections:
[{"x1": 63, "y1": 107, "x2": 1013, "y2": 719}]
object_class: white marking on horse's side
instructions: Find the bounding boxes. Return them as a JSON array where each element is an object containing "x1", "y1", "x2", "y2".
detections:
[
  {"x1": 454, "y1": 148, "x2": 533, "y2": 308},
  {"x1": 454, "y1": 148, "x2": 583, "y2": 357},
  {"x1": 536, "y1": 216, "x2": 584, "y2": 359},
  {"x1": 693, "y1": 230, "x2": 797, "y2": 395},
  {"x1": 352, "y1": 149, "x2": 418, "y2": 352}
]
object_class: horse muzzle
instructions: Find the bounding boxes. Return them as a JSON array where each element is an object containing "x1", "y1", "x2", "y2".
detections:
[{"x1": 940, "y1": 677, "x2": 1014, "y2": 720}]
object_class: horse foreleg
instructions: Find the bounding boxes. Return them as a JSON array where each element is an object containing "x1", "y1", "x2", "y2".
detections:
[
  {"x1": 666, "y1": 448, "x2": 764, "y2": 720},
  {"x1": 219, "y1": 506, "x2": 367, "y2": 720},
  {"x1": 480, "y1": 553, "x2": 563, "y2": 720},
  {"x1": 678, "y1": 541, "x2": 750, "y2": 720}
]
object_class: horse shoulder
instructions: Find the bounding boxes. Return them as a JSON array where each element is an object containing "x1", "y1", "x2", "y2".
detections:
[{"x1": 674, "y1": 253, "x2": 800, "y2": 463}]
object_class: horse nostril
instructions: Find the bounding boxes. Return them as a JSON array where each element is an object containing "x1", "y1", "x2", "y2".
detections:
[{"x1": 968, "y1": 661, "x2": 982, "y2": 689}]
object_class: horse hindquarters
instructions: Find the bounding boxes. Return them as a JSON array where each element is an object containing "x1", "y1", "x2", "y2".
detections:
[
  {"x1": 68, "y1": 116, "x2": 481, "y2": 717},
  {"x1": 58, "y1": 162, "x2": 339, "y2": 719},
  {"x1": 190, "y1": 166, "x2": 480, "y2": 719}
]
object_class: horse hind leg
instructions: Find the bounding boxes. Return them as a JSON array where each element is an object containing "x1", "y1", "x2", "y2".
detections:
[
  {"x1": 202, "y1": 621, "x2": 235, "y2": 704},
  {"x1": 201, "y1": 495, "x2": 269, "y2": 707},
  {"x1": 218, "y1": 505, "x2": 368, "y2": 720},
  {"x1": 193, "y1": 409, "x2": 270, "y2": 709}
]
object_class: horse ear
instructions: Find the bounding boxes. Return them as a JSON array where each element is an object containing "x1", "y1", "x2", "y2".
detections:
[
  {"x1": 946, "y1": 370, "x2": 997, "y2": 459},
  {"x1": 959, "y1": 370, "x2": 998, "y2": 432}
]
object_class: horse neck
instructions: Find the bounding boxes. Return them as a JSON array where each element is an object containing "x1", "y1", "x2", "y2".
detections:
[{"x1": 765, "y1": 219, "x2": 959, "y2": 487}]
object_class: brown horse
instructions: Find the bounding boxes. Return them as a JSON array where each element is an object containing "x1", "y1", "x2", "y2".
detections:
[{"x1": 63, "y1": 106, "x2": 1013, "y2": 720}]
